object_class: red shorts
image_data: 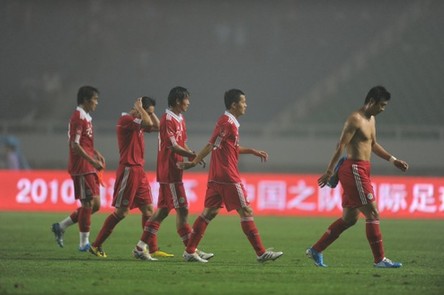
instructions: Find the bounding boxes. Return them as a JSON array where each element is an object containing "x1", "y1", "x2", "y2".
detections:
[
  {"x1": 338, "y1": 159, "x2": 375, "y2": 208},
  {"x1": 71, "y1": 173, "x2": 100, "y2": 201},
  {"x1": 204, "y1": 182, "x2": 249, "y2": 212},
  {"x1": 112, "y1": 165, "x2": 152, "y2": 209},
  {"x1": 157, "y1": 183, "x2": 188, "y2": 210}
]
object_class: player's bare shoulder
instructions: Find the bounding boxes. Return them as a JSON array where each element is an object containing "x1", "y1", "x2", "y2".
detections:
[{"x1": 344, "y1": 110, "x2": 363, "y2": 130}]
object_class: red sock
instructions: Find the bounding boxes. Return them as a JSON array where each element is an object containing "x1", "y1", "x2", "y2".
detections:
[
  {"x1": 366, "y1": 219, "x2": 384, "y2": 263},
  {"x1": 141, "y1": 215, "x2": 150, "y2": 230},
  {"x1": 313, "y1": 218, "x2": 350, "y2": 252},
  {"x1": 240, "y1": 217, "x2": 265, "y2": 256},
  {"x1": 178, "y1": 223, "x2": 192, "y2": 247},
  {"x1": 70, "y1": 209, "x2": 79, "y2": 223},
  {"x1": 140, "y1": 221, "x2": 160, "y2": 253},
  {"x1": 78, "y1": 207, "x2": 92, "y2": 232},
  {"x1": 186, "y1": 215, "x2": 209, "y2": 253},
  {"x1": 92, "y1": 213, "x2": 122, "y2": 247}
]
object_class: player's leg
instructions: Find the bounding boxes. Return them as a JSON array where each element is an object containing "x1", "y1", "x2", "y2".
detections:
[
  {"x1": 90, "y1": 166, "x2": 138, "y2": 257},
  {"x1": 51, "y1": 209, "x2": 78, "y2": 248},
  {"x1": 51, "y1": 176, "x2": 84, "y2": 247},
  {"x1": 89, "y1": 207, "x2": 129, "y2": 258},
  {"x1": 359, "y1": 203, "x2": 402, "y2": 268},
  {"x1": 183, "y1": 207, "x2": 219, "y2": 263},
  {"x1": 136, "y1": 170, "x2": 154, "y2": 229},
  {"x1": 306, "y1": 208, "x2": 358, "y2": 267},
  {"x1": 141, "y1": 207, "x2": 174, "y2": 257},
  {"x1": 236, "y1": 206, "x2": 283, "y2": 262},
  {"x1": 133, "y1": 205, "x2": 164, "y2": 261},
  {"x1": 141, "y1": 183, "x2": 173, "y2": 254},
  {"x1": 176, "y1": 206, "x2": 191, "y2": 246},
  {"x1": 77, "y1": 174, "x2": 101, "y2": 251},
  {"x1": 77, "y1": 199, "x2": 93, "y2": 251}
]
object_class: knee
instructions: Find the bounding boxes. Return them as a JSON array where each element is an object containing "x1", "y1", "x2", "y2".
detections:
[
  {"x1": 238, "y1": 206, "x2": 254, "y2": 218},
  {"x1": 202, "y1": 208, "x2": 219, "y2": 221},
  {"x1": 342, "y1": 216, "x2": 358, "y2": 227},
  {"x1": 142, "y1": 206, "x2": 154, "y2": 218},
  {"x1": 92, "y1": 204, "x2": 100, "y2": 213},
  {"x1": 205, "y1": 212, "x2": 217, "y2": 221},
  {"x1": 153, "y1": 208, "x2": 169, "y2": 221},
  {"x1": 90, "y1": 198, "x2": 101, "y2": 213},
  {"x1": 115, "y1": 208, "x2": 129, "y2": 219},
  {"x1": 345, "y1": 219, "x2": 358, "y2": 227},
  {"x1": 366, "y1": 208, "x2": 380, "y2": 221}
]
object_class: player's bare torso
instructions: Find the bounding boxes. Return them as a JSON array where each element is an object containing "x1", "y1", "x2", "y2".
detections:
[{"x1": 346, "y1": 111, "x2": 376, "y2": 161}]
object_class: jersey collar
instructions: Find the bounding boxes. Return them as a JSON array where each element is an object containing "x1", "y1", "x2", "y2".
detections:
[
  {"x1": 76, "y1": 106, "x2": 92, "y2": 122},
  {"x1": 224, "y1": 111, "x2": 240, "y2": 128},
  {"x1": 166, "y1": 109, "x2": 183, "y2": 122}
]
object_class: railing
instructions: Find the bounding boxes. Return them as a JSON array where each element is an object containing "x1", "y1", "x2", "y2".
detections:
[{"x1": 1, "y1": 119, "x2": 443, "y2": 141}]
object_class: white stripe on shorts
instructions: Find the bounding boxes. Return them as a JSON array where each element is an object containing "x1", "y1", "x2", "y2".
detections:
[
  {"x1": 352, "y1": 164, "x2": 367, "y2": 205},
  {"x1": 79, "y1": 175, "x2": 86, "y2": 200},
  {"x1": 115, "y1": 167, "x2": 131, "y2": 207},
  {"x1": 235, "y1": 183, "x2": 247, "y2": 208},
  {"x1": 170, "y1": 183, "x2": 180, "y2": 208}
]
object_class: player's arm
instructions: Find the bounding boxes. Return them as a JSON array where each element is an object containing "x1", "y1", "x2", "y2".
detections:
[
  {"x1": 177, "y1": 143, "x2": 212, "y2": 170},
  {"x1": 239, "y1": 146, "x2": 268, "y2": 162},
  {"x1": 94, "y1": 150, "x2": 106, "y2": 167},
  {"x1": 372, "y1": 142, "x2": 409, "y2": 172},
  {"x1": 170, "y1": 142, "x2": 196, "y2": 159},
  {"x1": 146, "y1": 105, "x2": 160, "y2": 132},
  {"x1": 134, "y1": 98, "x2": 155, "y2": 130},
  {"x1": 70, "y1": 141, "x2": 104, "y2": 170},
  {"x1": 317, "y1": 115, "x2": 358, "y2": 187}
]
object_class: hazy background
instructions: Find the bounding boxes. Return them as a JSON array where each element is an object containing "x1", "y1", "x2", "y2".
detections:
[{"x1": 1, "y1": 0, "x2": 443, "y2": 175}]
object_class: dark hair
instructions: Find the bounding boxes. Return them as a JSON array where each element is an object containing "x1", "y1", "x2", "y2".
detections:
[
  {"x1": 77, "y1": 85, "x2": 99, "y2": 105},
  {"x1": 167, "y1": 86, "x2": 190, "y2": 107},
  {"x1": 141, "y1": 96, "x2": 156, "y2": 109},
  {"x1": 224, "y1": 89, "x2": 245, "y2": 109},
  {"x1": 365, "y1": 86, "x2": 391, "y2": 104}
]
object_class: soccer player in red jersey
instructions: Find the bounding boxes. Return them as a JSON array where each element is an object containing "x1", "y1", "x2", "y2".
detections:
[
  {"x1": 51, "y1": 86, "x2": 105, "y2": 251},
  {"x1": 135, "y1": 86, "x2": 212, "y2": 260},
  {"x1": 307, "y1": 86, "x2": 409, "y2": 268},
  {"x1": 178, "y1": 89, "x2": 284, "y2": 263},
  {"x1": 88, "y1": 97, "x2": 165, "y2": 259}
]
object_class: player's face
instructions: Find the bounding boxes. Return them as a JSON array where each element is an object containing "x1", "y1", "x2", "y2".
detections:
[
  {"x1": 145, "y1": 105, "x2": 155, "y2": 114},
  {"x1": 233, "y1": 95, "x2": 247, "y2": 117},
  {"x1": 85, "y1": 94, "x2": 99, "y2": 112},
  {"x1": 178, "y1": 97, "x2": 190, "y2": 113},
  {"x1": 371, "y1": 100, "x2": 388, "y2": 116}
]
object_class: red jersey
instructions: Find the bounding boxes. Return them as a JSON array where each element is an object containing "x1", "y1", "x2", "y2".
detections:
[
  {"x1": 208, "y1": 111, "x2": 241, "y2": 183},
  {"x1": 116, "y1": 112, "x2": 149, "y2": 166},
  {"x1": 156, "y1": 109, "x2": 188, "y2": 183},
  {"x1": 68, "y1": 106, "x2": 96, "y2": 176}
]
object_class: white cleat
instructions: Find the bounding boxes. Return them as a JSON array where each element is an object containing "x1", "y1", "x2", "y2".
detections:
[
  {"x1": 183, "y1": 251, "x2": 208, "y2": 263},
  {"x1": 132, "y1": 248, "x2": 158, "y2": 261},
  {"x1": 196, "y1": 249, "x2": 214, "y2": 260},
  {"x1": 374, "y1": 257, "x2": 402, "y2": 268},
  {"x1": 257, "y1": 250, "x2": 284, "y2": 263}
]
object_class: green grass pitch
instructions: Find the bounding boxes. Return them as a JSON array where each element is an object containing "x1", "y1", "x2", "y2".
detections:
[{"x1": 0, "y1": 212, "x2": 443, "y2": 295}]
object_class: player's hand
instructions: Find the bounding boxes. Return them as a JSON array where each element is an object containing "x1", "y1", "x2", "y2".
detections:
[
  {"x1": 197, "y1": 158, "x2": 206, "y2": 168},
  {"x1": 134, "y1": 97, "x2": 143, "y2": 112},
  {"x1": 147, "y1": 105, "x2": 155, "y2": 114},
  {"x1": 394, "y1": 159, "x2": 409, "y2": 172},
  {"x1": 94, "y1": 152, "x2": 105, "y2": 170},
  {"x1": 95, "y1": 151, "x2": 105, "y2": 165},
  {"x1": 187, "y1": 151, "x2": 206, "y2": 168},
  {"x1": 317, "y1": 171, "x2": 333, "y2": 188},
  {"x1": 93, "y1": 160, "x2": 104, "y2": 171},
  {"x1": 188, "y1": 152, "x2": 196, "y2": 162},
  {"x1": 254, "y1": 150, "x2": 268, "y2": 162}
]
